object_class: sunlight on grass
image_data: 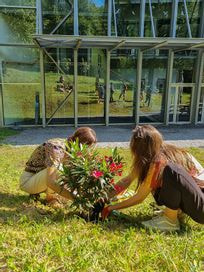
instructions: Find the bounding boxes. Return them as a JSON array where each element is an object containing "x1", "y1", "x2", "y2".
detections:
[{"x1": 0, "y1": 145, "x2": 203, "y2": 271}]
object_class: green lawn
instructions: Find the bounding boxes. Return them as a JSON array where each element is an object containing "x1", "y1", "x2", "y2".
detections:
[
  {"x1": 0, "y1": 128, "x2": 19, "y2": 142},
  {"x1": 0, "y1": 143, "x2": 204, "y2": 271}
]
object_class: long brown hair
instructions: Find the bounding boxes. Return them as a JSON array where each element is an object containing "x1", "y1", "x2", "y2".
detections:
[
  {"x1": 67, "y1": 127, "x2": 97, "y2": 146},
  {"x1": 130, "y1": 125, "x2": 196, "y2": 185}
]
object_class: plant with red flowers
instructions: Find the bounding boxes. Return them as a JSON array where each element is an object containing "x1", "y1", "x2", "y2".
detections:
[{"x1": 58, "y1": 139, "x2": 124, "y2": 212}]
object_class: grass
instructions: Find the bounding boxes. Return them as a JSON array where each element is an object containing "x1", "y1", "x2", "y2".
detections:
[
  {"x1": 0, "y1": 128, "x2": 19, "y2": 142},
  {"x1": 0, "y1": 142, "x2": 204, "y2": 271}
]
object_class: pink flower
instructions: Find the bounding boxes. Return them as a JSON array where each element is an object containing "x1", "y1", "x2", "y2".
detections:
[{"x1": 92, "y1": 170, "x2": 103, "y2": 179}]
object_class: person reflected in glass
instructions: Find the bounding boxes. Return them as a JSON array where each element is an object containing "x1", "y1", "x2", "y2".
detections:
[
  {"x1": 98, "y1": 84, "x2": 105, "y2": 104},
  {"x1": 110, "y1": 82, "x2": 115, "y2": 103},
  {"x1": 145, "y1": 85, "x2": 153, "y2": 107},
  {"x1": 56, "y1": 75, "x2": 71, "y2": 93},
  {"x1": 119, "y1": 82, "x2": 128, "y2": 101}
]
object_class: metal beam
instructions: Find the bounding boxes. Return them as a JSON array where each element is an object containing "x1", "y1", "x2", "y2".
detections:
[
  {"x1": 50, "y1": 1, "x2": 73, "y2": 35},
  {"x1": 110, "y1": 40, "x2": 125, "y2": 51},
  {"x1": 135, "y1": 49, "x2": 143, "y2": 124},
  {"x1": 46, "y1": 91, "x2": 73, "y2": 125},
  {"x1": 183, "y1": 0, "x2": 192, "y2": 38},
  {"x1": 74, "y1": 49, "x2": 78, "y2": 127},
  {"x1": 148, "y1": 0, "x2": 156, "y2": 37},
  {"x1": 40, "y1": 50, "x2": 46, "y2": 127},
  {"x1": 141, "y1": 41, "x2": 168, "y2": 52},
  {"x1": 174, "y1": 42, "x2": 204, "y2": 53},
  {"x1": 193, "y1": 50, "x2": 204, "y2": 124},
  {"x1": 43, "y1": 48, "x2": 65, "y2": 74},
  {"x1": 0, "y1": 43, "x2": 36, "y2": 48},
  {"x1": 105, "y1": 50, "x2": 110, "y2": 126},
  {"x1": 139, "y1": 0, "x2": 146, "y2": 37},
  {"x1": 164, "y1": 50, "x2": 174, "y2": 125},
  {"x1": 0, "y1": 5, "x2": 35, "y2": 9},
  {"x1": 170, "y1": 0, "x2": 178, "y2": 37}
]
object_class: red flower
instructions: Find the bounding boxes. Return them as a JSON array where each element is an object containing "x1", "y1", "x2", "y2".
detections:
[
  {"x1": 76, "y1": 151, "x2": 83, "y2": 157},
  {"x1": 110, "y1": 178, "x2": 115, "y2": 184},
  {"x1": 117, "y1": 163, "x2": 123, "y2": 169},
  {"x1": 109, "y1": 162, "x2": 117, "y2": 172},
  {"x1": 117, "y1": 171, "x2": 122, "y2": 176},
  {"x1": 92, "y1": 170, "x2": 103, "y2": 179}
]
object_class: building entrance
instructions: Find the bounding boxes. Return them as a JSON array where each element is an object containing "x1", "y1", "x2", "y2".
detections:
[{"x1": 169, "y1": 83, "x2": 195, "y2": 123}]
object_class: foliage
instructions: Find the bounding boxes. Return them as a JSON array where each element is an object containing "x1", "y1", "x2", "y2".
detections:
[
  {"x1": 1, "y1": 7, "x2": 35, "y2": 43},
  {"x1": 59, "y1": 140, "x2": 124, "y2": 212}
]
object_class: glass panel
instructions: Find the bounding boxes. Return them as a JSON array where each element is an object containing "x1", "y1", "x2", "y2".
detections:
[
  {"x1": 44, "y1": 48, "x2": 74, "y2": 125},
  {"x1": 0, "y1": 7, "x2": 36, "y2": 43},
  {"x1": 42, "y1": 0, "x2": 73, "y2": 34},
  {"x1": 115, "y1": 1, "x2": 140, "y2": 37},
  {"x1": 0, "y1": 0, "x2": 35, "y2": 6},
  {"x1": 172, "y1": 51, "x2": 197, "y2": 83},
  {"x1": 177, "y1": 0, "x2": 202, "y2": 38},
  {"x1": 78, "y1": 48, "x2": 106, "y2": 124},
  {"x1": 139, "y1": 50, "x2": 168, "y2": 123},
  {"x1": 78, "y1": 0, "x2": 107, "y2": 36},
  {"x1": 169, "y1": 85, "x2": 193, "y2": 123},
  {"x1": 109, "y1": 49, "x2": 137, "y2": 123},
  {"x1": 145, "y1": 1, "x2": 172, "y2": 37},
  {"x1": 0, "y1": 47, "x2": 40, "y2": 125},
  {"x1": 198, "y1": 86, "x2": 204, "y2": 122}
]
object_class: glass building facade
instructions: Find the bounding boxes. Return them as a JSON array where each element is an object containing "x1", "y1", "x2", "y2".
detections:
[{"x1": 0, "y1": 0, "x2": 204, "y2": 127}]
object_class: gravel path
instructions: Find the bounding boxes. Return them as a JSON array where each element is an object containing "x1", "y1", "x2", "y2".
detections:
[{"x1": 3, "y1": 125, "x2": 204, "y2": 148}]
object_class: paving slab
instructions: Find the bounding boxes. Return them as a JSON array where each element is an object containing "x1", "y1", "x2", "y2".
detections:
[{"x1": 3, "y1": 125, "x2": 204, "y2": 148}]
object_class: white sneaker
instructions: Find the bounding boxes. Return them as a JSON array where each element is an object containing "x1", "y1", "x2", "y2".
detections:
[{"x1": 141, "y1": 214, "x2": 180, "y2": 232}]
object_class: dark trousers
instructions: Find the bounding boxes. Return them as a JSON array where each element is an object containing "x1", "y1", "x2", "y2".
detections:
[{"x1": 154, "y1": 163, "x2": 204, "y2": 224}]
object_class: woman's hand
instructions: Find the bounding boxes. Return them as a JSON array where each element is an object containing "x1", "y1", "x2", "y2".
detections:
[{"x1": 101, "y1": 206, "x2": 113, "y2": 220}]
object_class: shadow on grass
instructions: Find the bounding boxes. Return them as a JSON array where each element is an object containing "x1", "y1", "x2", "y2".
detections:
[{"x1": 0, "y1": 192, "x2": 199, "y2": 235}]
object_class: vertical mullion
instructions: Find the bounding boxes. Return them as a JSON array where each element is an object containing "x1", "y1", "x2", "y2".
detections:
[
  {"x1": 193, "y1": 50, "x2": 204, "y2": 124},
  {"x1": 108, "y1": 0, "x2": 112, "y2": 36},
  {"x1": 74, "y1": 49, "x2": 78, "y2": 127},
  {"x1": 0, "y1": 61, "x2": 4, "y2": 127},
  {"x1": 112, "y1": 0, "x2": 117, "y2": 36},
  {"x1": 164, "y1": 50, "x2": 174, "y2": 125},
  {"x1": 139, "y1": 0, "x2": 146, "y2": 37},
  {"x1": 36, "y1": 0, "x2": 42, "y2": 34},
  {"x1": 40, "y1": 50, "x2": 46, "y2": 127},
  {"x1": 200, "y1": 1, "x2": 204, "y2": 37},
  {"x1": 170, "y1": 0, "x2": 178, "y2": 37},
  {"x1": 74, "y1": 0, "x2": 79, "y2": 35},
  {"x1": 105, "y1": 50, "x2": 110, "y2": 126},
  {"x1": 135, "y1": 49, "x2": 143, "y2": 124}
]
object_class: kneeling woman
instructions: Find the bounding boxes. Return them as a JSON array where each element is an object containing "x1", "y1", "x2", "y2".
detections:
[
  {"x1": 20, "y1": 127, "x2": 97, "y2": 206},
  {"x1": 103, "y1": 125, "x2": 204, "y2": 231}
]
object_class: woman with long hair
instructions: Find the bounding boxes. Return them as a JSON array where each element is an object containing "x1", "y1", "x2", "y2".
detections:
[
  {"x1": 102, "y1": 125, "x2": 204, "y2": 231},
  {"x1": 20, "y1": 127, "x2": 97, "y2": 207}
]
